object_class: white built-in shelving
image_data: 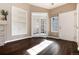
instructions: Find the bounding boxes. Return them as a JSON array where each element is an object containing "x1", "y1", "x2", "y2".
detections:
[
  {"x1": 0, "y1": 20, "x2": 7, "y2": 24},
  {"x1": 0, "y1": 20, "x2": 7, "y2": 46}
]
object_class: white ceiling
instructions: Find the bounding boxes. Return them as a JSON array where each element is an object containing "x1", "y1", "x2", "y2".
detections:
[{"x1": 30, "y1": 3, "x2": 66, "y2": 9}]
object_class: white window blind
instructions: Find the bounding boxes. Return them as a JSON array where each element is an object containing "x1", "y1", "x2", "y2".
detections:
[{"x1": 12, "y1": 6, "x2": 27, "y2": 35}]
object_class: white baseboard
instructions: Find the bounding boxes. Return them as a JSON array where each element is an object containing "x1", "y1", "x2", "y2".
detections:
[{"x1": 4, "y1": 36, "x2": 32, "y2": 44}]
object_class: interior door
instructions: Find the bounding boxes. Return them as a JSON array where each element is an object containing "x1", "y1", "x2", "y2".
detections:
[{"x1": 59, "y1": 11, "x2": 76, "y2": 41}]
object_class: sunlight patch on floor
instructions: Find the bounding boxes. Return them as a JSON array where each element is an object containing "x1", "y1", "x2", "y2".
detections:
[{"x1": 27, "y1": 39, "x2": 53, "y2": 55}]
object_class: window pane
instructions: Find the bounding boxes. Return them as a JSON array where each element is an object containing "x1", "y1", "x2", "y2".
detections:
[{"x1": 51, "y1": 16, "x2": 58, "y2": 32}]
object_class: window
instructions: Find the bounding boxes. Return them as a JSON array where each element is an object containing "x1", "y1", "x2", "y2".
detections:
[
  {"x1": 12, "y1": 6, "x2": 27, "y2": 35},
  {"x1": 51, "y1": 16, "x2": 58, "y2": 32}
]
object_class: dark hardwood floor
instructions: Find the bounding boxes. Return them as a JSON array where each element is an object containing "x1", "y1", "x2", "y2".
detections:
[{"x1": 0, "y1": 37, "x2": 78, "y2": 55}]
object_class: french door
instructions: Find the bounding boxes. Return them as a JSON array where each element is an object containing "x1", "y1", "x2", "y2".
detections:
[{"x1": 31, "y1": 13, "x2": 48, "y2": 36}]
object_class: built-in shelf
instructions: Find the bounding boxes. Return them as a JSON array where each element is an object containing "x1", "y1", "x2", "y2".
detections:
[
  {"x1": 0, "y1": 20, "x2": 7, "y2": 24},
  {"x1": 0, "y1": 20, "x2": 7, "y2": 46}
]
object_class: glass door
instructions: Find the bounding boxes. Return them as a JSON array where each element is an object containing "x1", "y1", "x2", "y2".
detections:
[{"x1": 32, "y1": 13, "x2": 48, "y2": 36}]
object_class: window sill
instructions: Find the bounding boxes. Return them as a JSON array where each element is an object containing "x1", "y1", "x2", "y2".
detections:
[{"x1": 51, "y1": 31, "x2": 58, "y2": 33}]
